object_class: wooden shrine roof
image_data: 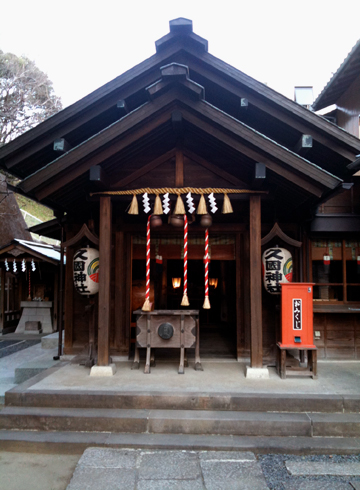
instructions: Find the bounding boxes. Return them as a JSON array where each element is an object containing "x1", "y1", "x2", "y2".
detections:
[
  {"x1": 313, "y1": 39, "x2": 360, "y2": 111},
  {"x1": 0, "y1": 18, "x2": 359, "y2": 220}
]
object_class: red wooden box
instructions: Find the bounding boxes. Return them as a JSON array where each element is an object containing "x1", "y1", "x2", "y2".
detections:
[{"x1": 279, "y1": 283, "x2": 316, "y2": 349}]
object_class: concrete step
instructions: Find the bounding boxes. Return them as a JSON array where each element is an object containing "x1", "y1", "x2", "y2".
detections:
[
  {"x1": 14, "y1": 359, "x2": 59, "y2": 384},
  {"x1": 1, "y1": 430, "x2": 360, "y2": 455},
  {"x1": 1, "y1": 406, "x2": 359, "y2": 437},
  {"x1": 5, "y1": 386, "x2": 360, "y2": 413}
]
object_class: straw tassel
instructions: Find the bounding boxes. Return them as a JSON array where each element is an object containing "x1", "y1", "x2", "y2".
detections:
[
  {"x1": 154, "y1": 195, "x2": 163, "y2": 215},
  {"x1": 222, "y1": 193, "x2": 233, "y2": 214},
  {"x1": 181, "y1": 214, "x2": 190, "y2": 306},
  {"x1": 174, "y1": 195, "x2": 186, "y2": 215},
  {"x1": 142, "y1": 215, "x2": 152, "y2": 311},
  {"x1": 128, "y1": 195, "x2": 139, "y2": 215},
  {"x1": 197, "y1": 195, "x2": 207, "y2": 215},
  {"x1": 203, "y1": 227, "x2": 211, "y2": 309}
]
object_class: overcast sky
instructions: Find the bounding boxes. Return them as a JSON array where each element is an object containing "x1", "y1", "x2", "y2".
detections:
[{"x1": 1, "y1": 0, "x2": 359, "y2": 108}]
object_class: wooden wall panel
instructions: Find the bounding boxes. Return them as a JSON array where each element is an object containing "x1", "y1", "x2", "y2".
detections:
[{"x1": 314, "y1": 312, "x2": 357, "y2": 359}]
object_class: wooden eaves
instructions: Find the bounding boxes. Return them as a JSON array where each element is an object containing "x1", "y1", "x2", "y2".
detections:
[
  {"x1": 1, "y1": 19, "x2": 359, "y2": 180},
  {"x1": 18, "y1": 78, "x2": 341, "y2": 205}
]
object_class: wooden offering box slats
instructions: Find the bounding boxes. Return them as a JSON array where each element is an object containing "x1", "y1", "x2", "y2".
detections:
[{"x1": 133, "y1": 309, "x2": 201, "y2": 374}]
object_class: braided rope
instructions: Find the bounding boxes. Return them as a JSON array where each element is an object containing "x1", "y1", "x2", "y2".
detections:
[
  {"x1": 142, "y1": 215, "x2": 151, "y2": 311},
  {"x1": 203, "y1": 228, "x2": 210, "y2": 309},
  {"x1": 91, "y1": 187, "x2": 265, "y2": 196},
  {"x1": 184, "y1": 214, "x2": 188, "y2": 297}
]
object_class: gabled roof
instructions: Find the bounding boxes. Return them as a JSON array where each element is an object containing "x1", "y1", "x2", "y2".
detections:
[
  {"x1": 14, "y1": 68, "x2": 342, "y2": 221},
  {"x1": 313, "y1": 39, "x2": 360, "y2": 111},
  {"x1": 0, "y1": 18, "x2": 359, "y2": 184},
  {"x1": 0, "y1": 239, "x2": 60, "y2": 265}
]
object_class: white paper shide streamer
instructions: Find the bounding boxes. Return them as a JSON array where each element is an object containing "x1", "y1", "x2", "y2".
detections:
[
  {"x1": 142, "y1": 193, "x2": 151, "y2": 213},
  {"x1": 186, "y1": 192, "x2": 195, "y2": 214},
  {"x1": 162, "y1": 193, "x2": 170, "y2": 214},
  {"x1": 208, "y1": 193, "x2": 218, "y2": 213}
]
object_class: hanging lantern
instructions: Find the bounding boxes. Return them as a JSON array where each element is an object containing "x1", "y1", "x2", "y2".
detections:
[
  {"x1": 73, "y1": 248, "x2": 99, "y2": 295},
  {"x1": 323, "y1": 254, "x2": 331, "y2": 274},
  {"x1": 262, "y1": 247, "x2": 293, "y2": 295}
]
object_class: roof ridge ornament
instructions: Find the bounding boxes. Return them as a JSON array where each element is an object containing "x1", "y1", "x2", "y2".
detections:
[{"x1": 155, "y1": 18, "x2": 208, "y2": 53}]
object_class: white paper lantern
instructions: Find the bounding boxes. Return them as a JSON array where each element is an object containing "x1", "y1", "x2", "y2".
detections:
[
  {"x1": 262, "y1": 247, "x2": 293, "y2": 295},
  {"x1": 73, "y1": 248, "x2": 99, "y2": 295}
]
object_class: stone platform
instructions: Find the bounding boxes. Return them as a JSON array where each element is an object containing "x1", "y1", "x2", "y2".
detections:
[{"x1": 1, "y1": 359, "x2": 360, "y2": 454}]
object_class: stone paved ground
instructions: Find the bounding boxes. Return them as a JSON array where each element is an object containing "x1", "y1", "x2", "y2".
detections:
[
  {"x1": 66, "y1": 449, "x2": 360, "y2": 490},
  {"x1": 0, "y1": 339, "x2": 40, "y2": 359}
]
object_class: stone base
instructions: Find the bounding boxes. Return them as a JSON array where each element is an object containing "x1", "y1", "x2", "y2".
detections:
[
  {"x1": 90, "y1": 364, "x2": 117, "y2": 377},
  {"x1": 245, "y1": 366, "x2": 270, "y2": 379}
]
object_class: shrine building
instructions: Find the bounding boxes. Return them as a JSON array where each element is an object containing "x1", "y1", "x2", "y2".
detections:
[{"x1": 1, "y1": 19, "x2": 360, "y2": 377}]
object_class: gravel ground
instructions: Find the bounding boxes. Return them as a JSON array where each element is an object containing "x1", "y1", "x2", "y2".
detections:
[{"x1": 258, "y1": 453, "x2": 360, "y2": 489}]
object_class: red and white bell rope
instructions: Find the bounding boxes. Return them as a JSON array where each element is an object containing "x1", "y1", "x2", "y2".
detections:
[
  {"x1": 142, "y1": 215, "x2": 152, "y2": 311},
  {"x1": 181, "y1": 214, "x2": 190, "y2": 306},
  {"x1": 203, "y1": 228, "x2": 211, "y2": 309}
]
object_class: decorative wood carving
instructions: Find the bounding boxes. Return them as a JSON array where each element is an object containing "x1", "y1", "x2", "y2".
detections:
[{"x1": 261, "y1": 222, "x2": 302, "y2": 248}]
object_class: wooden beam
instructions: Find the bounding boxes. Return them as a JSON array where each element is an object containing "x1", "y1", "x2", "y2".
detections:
[
  {"x1": 172, "y1": 110, "x2": 183, "y2": 136},
  {"x1": 63, "y1": 229, "x2": 74, "y2": 353},
  {"x1": 110, "y1": 149, "x2": 175, "y2": 189},
  {"x1": 184, "y1": 52, "x2": 360, "y2": 160},
  {"x1": 249, "y1": 195, "x2": 263, "y2": 368},
  {"x1": 97, "y1": 196, "x2": 112, "y2": 366},
  {"x1": 183, "y1": 148, "x2": 249, "y2": 188},
  {"x1": 235, "y1": 233, "x2": 242, "y2": 360},
  {"x1": 0, "y1": 268, "x2": 5, "y2": 332},
  {"x1": 0, "y1": 41, "x2": 184, "y2": 167},
  {"x1": 187, "y1": 101, "x2": 339, "y2": 189},
  {"x1": 182, "y1": 111, "x2": 328, "y2": 196},
  {"x1": 115, "y1": 230, "x2": 127, "y2": 353},
  {"x1": 32, "y1": 110, "x2": 171, "y2": 200},
  {"x1": 175, "y1": 146, "x2": 184, "y2": 186}
]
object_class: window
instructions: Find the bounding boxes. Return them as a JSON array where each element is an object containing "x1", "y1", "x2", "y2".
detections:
[{"x1": 310, "y1": 239, "x2": 360, "y2": 303}]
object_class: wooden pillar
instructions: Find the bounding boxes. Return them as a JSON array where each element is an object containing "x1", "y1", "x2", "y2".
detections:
[
  {"x1": 249, "y1": 195, "x2": 263, "y2": 368},
  {"x1": 97, "y1": 196, "x2": 112, "y2": 366},
  {"x1": 175, "y1": 146, "x2": 184, "y2": 186},
  {"x1": 64, "y1": 229, "x2": 74, "y2": 353},
  {"x1": 0, "y1": 268, "x2": 5, "y2": 333},
  {"x1": 235, "y1": 233, "x2": 242, "y2": 359}
]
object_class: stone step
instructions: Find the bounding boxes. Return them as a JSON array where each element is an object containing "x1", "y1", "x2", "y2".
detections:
[
  {"x1": 1, "y1": 406, "x2": 360, "y2": 437},
  {"x1": 14, "y1": 359, "x2": 59, "y2": 384},
  {"x1": 1, "y1": 430, "x2": 360, "y2": 455},
  {"x1": 5, "y1": 386, "x2": 360, "y2": 413}
]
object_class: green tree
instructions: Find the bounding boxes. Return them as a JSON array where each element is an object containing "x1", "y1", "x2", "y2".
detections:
[{"x1": 0, "y1": 50, "x2": 62, "y2": 146}]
